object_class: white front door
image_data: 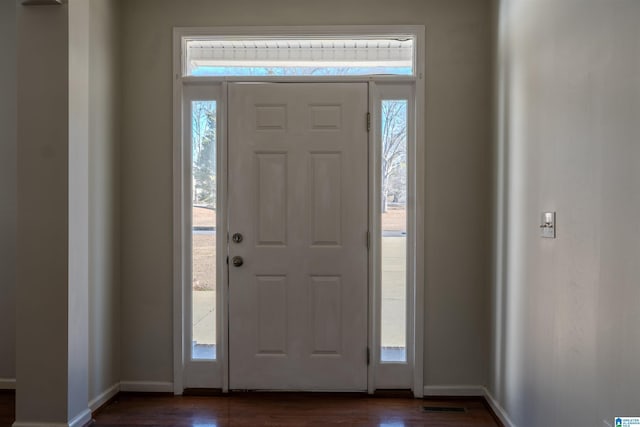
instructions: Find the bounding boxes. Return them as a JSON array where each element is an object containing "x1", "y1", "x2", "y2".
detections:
[{"x1": 228, "y1": 83, "x2": 369, "y2": 390}]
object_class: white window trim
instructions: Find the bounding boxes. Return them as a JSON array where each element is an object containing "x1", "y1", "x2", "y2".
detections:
[
  {"x1": 177, "y1": 25, "x2": 421, "y2": 79},
  {"x1": 371, "y1": 83, "x2": 417, "y2": 389},
  {"x1": 178, "y1": 85, "x2": 226, "y2": 388},
  {"x1": 173, "y1": 25, "x2": 425, "y2": 397}
]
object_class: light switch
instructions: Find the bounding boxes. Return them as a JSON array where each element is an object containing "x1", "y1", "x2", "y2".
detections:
[{"x1": 540, "y1": 212, "x2": 556, "y2": 238}]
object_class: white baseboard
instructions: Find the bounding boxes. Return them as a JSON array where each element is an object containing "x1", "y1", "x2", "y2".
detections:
[
  {"x1": 12, "y1": 381, "x2": 173, "y2": 427},
  {"x1": 88, "y1": 382, "x2": 120, "y2": 412},
  {"x1": 89, "y1": 381, "x2": 173, "y2": 407},
  {"x1": 423, "y1": 385, "x2": 486, "y2": 396},
  {"x1": 13, "y1": 423, "x2": 69, "y2": 427},
  {"x1": 0, "y1": 378, "x2": 16, "y2": 390},
  {"x1": 422, "y1": 385, "x2": 516, "y2": 427},
  {"x1": 482, "y1": 387, "x2": 516, "y2": 427},
  {"x1": 9, "y1": 380, "x2": 515, "y2": 427},
  {"x1": 12, "y1": 409, "x2": 91, "y2": 427},
  {"x1": 119, "y1": 381, "x2": 173, "y2": 393},
  {"x1": 68, "y1": 409, "x2": 92, "y2": 427}
]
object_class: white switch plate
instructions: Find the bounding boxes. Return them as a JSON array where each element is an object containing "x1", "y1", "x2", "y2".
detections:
[{"x1": 540, "y1": 212, "x2": 556, "y2": 238}]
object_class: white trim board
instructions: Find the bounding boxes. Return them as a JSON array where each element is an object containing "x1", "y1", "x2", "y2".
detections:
[
  {"x1": 88, "y1": 383, "x2": 120, "y2": 412},
  {"x1": 423, "y1": 385, "x2": 516, "y2": 427},
  {"x1": 173, "y1": 24, "x2": 426, "y2": 397},
  {"x1": 483, "y1": 387, "x2": 516, "y2": 427},
  {"x1": 13, "y1": 424, "x2": 73, "y2": 427},
  {"x1": 119, "y1": 381, "x2": 174, "y2": 393},
  {"x1": 12, "y1": 409, "x2": 91, "y2": 427},
  {"x1": 67, "y1": 410, "x2": 91, "y2": 427},
  {"x1": 0, "y1": 378, "x2": 16, "y2": 390}
]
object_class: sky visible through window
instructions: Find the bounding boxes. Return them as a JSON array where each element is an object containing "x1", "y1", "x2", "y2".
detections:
[
  {"x1": 191, "y1": 66, "x2": 412, "y2": 77},
  {"x1": 186, "y1": 37, "x2": 414, "y2": 76}
]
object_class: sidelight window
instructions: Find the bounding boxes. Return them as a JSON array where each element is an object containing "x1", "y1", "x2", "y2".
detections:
[
  {"x1": 190, "y1": 100, "x2": 218, "y2": 361},
  {"x1": 380, "y1": 99, "x2": 408, "y2": 363},
  {"x1": 373, "y1": 82, "x2": 416, "y2": 389}
]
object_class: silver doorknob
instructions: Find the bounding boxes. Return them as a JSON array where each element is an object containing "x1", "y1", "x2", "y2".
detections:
[{"x1": 232, "y1": 256, "x2": 244, "y2": 267}]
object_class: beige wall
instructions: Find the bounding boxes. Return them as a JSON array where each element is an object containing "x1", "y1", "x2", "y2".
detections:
[
  {"x1": 120, "y1": 0, "x2": 493, "y2": 387},
  {"x1": 493, "y1": 0, "x2": 640, "y2": 425},
  {"x1": 0, "y1": 0, "x2": 17, "y2": 385},
  {"x1": 89, "y1": 0, "x2": 122, "y2": 404}
]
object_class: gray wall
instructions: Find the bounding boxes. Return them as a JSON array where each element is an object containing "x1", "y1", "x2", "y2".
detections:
[
  {"x1": 0, "y1": 0, "x2": 17, "y2": 384},
  {"x1": 89, "y1": 0, "x2": 122, "y2": 404},
  {"x1": 15, "y1": 3, "x2": 72, "y2": 422},
  {"x1": 68, "y1": 0, "x2": 91, "y2": 418},
  {"x1": 120, "y1": 0, "x2": 493, "y2": 387},
  {"x1": 11, "y1": 0, "x2": 121, "y2": 420},
  {"x1": 493, "y1": 0, "x2": 640, "y2": 425}
]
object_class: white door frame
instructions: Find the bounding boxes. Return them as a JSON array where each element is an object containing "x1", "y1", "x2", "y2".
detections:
[{"x1": 172, "y1": 25, "x2": 425, "y2": 396}]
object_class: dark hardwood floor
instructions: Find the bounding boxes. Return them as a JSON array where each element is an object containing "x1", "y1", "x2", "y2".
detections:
[
  {"x1": 0, "y1": 391, "x2": 15, "y2": 427},
  {"x1": 1, "y1": 391, "x2": 502, "y2": 427}
]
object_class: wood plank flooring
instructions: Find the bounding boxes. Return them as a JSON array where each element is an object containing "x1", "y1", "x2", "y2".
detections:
[
  {"x1": 0, "y1": 392, "x2": 502, "y2": 427},
  {"x1": 0, "y1": 392, "x2": 15, "y2": 427}
]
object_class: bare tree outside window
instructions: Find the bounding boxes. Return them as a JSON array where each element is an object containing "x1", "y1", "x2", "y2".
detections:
[
  {"x1": 191, "y1": 100, "x2": 217, "y2": 360},
  {"x1": 381, "y1": 100, "x2": 408, "y2": 214},
  {"x1": 380, "y1": 99, "x2": 408, "y2": 362},
  {"x1": 192, "y1": 101, "x2": 217, "y2": 208}
]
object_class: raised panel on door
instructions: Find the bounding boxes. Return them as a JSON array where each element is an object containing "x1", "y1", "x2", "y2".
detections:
[
  {"x1": 228, "y1": 83, "x2": 368, "y2": 391},
  {"x1": 256, "y1": 275, "x2": 288, "y2": 355},
  {"x1": 310, "y1": 153, "x2": 342, "y2": 246},
  {"x1": 255, "y1": 153, "x2": 288, "y2": 246},
  {"x1": 310, "y1": 275, "x2": 342, "y2": 355}
]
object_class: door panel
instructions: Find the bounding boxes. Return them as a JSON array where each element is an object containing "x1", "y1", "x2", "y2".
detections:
[{"x1": 228, "y1": 83, "x2": 368, "y2": 390}]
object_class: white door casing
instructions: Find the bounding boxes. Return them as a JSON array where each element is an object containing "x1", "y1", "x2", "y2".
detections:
[
  {"x1": 228, "y1": 83, "x2": 369, "y2": 391},
  {"x1": 174, "y1": 25, "x2": 426, "y2": 396}
]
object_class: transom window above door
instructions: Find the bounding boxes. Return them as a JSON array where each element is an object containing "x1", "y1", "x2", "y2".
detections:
[{"x1": 182, "y1": 37, "x2": 415, "y2": 77}]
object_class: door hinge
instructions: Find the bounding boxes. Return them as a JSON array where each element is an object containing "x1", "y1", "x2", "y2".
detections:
[
  {"x1": 366, "y1": 112, "x2": 371, "y2": 132},
  {"x1": 366, "y1": 231, "x2": 370, "y2": 249},
  {"x1": 367, "y1": 347, "x2": 370, "y2": 365}
]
